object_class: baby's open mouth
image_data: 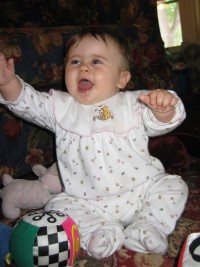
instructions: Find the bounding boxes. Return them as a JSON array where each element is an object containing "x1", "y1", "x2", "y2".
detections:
[{"x1": 78, "y1": 79, "x2": 94, "y2": 92}]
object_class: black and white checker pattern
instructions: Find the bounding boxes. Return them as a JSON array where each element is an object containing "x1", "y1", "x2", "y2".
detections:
[{"x1": 33, "y1": 225, "x2": 70, "y2": 267}]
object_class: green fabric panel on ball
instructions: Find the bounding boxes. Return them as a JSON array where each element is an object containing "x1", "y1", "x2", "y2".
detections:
[{"x1": 9, "y1": 220, "x2": 39, "y2": 267}]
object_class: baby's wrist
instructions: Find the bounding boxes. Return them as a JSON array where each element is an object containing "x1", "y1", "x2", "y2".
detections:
[
  {"x1": 152, "y1": 107, "x2": 176, "y2": 123},
  {"x1": 0, "y1": 76, "x2": 19, "y2": 90},
  {"x1": 0, "y1": 76, "x2": 22, "y2": 101},
  {"x1": 152, "y1": 106, "x2": 175, "y2": 115}
]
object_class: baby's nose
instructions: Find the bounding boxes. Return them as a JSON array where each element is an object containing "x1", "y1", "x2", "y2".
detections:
[{"x1": 79, "y1": 63, "x2": 90, "y2": 72}]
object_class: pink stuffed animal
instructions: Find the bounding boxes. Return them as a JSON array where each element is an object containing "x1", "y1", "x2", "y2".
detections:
[{"x1": 0, "y1": 163, "x2": 63, "y2": 219}]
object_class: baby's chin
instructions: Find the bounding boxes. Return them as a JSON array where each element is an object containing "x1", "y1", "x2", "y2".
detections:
[
  {"x1": 73, "y1": 93, "x2": 99, "y2": 105},
  {"x1": 75, "y1": 96, "x2": 97, "y2": 105},
  {"x1": 73, "y1": 91, "x2": 119, "y2": 105}
]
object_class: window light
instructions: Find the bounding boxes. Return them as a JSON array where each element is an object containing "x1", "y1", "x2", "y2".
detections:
[{"x1": 157, "y1": 0, "x2": 183, "y2": 48}]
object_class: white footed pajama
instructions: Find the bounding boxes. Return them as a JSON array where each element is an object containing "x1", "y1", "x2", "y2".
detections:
[{"x1": 0, "y1": 79, "x2": 188, "y2": 258}]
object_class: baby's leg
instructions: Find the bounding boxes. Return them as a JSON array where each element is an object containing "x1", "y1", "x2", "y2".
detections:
[
  {"x1": 45, "y1": 193, "x2": 124, "y2": 259},
  {"x1": 124, "y1": 174, "x2": 188, "y2": 254}
]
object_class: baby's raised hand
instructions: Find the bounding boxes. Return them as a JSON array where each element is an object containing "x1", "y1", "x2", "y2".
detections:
[
  {"x1": 0, "y1": 52, "x2": 15, "y2": 88},
  {"x1": 138, "y1": 89, "x2": 179, "y2": 122},
  {"x1": 139, "y1": 89, "x2": 178, "y2": 113},
  {"x1": 0, "y1": 52, "x2": 22, "y2": 101}
]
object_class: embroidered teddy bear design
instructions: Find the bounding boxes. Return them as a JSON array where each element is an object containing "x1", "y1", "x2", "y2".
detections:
[{"x1": 93, "y1": 105, "x2": 113, "y2": 121}]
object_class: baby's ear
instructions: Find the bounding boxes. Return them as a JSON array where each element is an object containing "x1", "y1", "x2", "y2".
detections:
[{"x1": 117, "y1": 70, "x2": 131, "y2": 89}]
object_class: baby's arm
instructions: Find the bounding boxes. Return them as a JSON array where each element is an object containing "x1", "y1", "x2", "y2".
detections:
[
  {"x1": 0, "y1": 52, "x2": 22, "y2": 101},
  {"x1": 139, "y1": 89, "x2": 178, "y2": 123}
]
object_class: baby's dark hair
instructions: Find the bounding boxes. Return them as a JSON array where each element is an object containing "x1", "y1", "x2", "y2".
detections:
[{"x1": 65, "y1": 26, "x2": 131, "y2": 70}]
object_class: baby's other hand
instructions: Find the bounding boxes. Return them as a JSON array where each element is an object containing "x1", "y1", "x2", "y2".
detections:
[
  {"x1": 0, "y1": 52, "x2": 15, "y2": 87},
  {"x1": 139, "y1": 89, "x2": 178, "y2": 113}
]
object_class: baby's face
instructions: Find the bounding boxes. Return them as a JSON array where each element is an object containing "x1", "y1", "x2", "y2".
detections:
[{"x1": 65, "y1": 35, "x2": 130, "y2": 105}]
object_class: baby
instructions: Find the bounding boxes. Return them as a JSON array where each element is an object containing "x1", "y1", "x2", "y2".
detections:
[{"x1": 0, "y1": 27, "x2": 188, "y2": 259}]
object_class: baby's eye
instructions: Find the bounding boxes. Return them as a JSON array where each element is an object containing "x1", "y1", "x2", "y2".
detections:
[
  {"x1": 92, "y1": 59, "x2": 102, "y2": 64},
  {"x1": 71, "y1": 59, "x2": 80, "y2": 65}
]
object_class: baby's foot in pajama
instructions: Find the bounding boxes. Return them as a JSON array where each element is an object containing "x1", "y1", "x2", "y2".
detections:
[{"x1": 124, "y1": 222, "x2": 168, "y2": 255}]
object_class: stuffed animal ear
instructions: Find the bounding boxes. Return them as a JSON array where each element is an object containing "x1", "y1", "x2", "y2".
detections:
[
  {"x1": 2, "y1": 174, "x2": 14, "y2": 186},
  {"x1": 32, "y1": 164, "x2": 47, "y2": 177}
]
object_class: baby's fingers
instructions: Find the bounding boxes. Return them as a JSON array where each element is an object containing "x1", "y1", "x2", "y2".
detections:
[
  {"x1": 0, "y1": 52, "x2": 5, "y2": 63},
  {"x1": 0, "y1": 53, "x2": 16, "y2": 87},
  {"x1": 139, "y1": 89, "x2": 178, "y2": 113},
  {"x1": 0, "y1": 53, "x2": 13, "y2": 71},
  {"x1": 138, "y1": 94, "x2": 151, "y2": 105},
  {"x1": 161, "y1": 92, "x2": 178, "y2": 109},
  {"x1": 7, "y1": 57, "x2": 15, "y2": 71}
]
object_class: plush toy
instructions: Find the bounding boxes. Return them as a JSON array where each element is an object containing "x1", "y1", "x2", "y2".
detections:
[
  {"x1": 0, "y1": 162, "x2": 63, "y2": 220},
  {"x1": 9, "y1": 210, "x2": 80, "y2": 267},
  {"x1": 0, "y1": 223, "x2": 12, "y2": 267}
]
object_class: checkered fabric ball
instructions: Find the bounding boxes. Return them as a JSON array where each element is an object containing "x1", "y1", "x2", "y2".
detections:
[{"x1": 10, "y1": 210, "x2": 80, "y2": 267}]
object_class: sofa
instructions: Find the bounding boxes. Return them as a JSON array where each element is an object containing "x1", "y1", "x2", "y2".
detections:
[{"x1": 0, "y1": 1, "x2": 200, "y2": 266}]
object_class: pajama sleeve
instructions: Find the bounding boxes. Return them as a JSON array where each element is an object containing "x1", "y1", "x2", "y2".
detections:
[{"x1": 0, "y1": 77, "x2": 57, "y2": 132}]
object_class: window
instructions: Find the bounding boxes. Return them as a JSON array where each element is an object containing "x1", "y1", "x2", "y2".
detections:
[{"x1": 157, "y1": 0, "x2": 183, "y2": 48}]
